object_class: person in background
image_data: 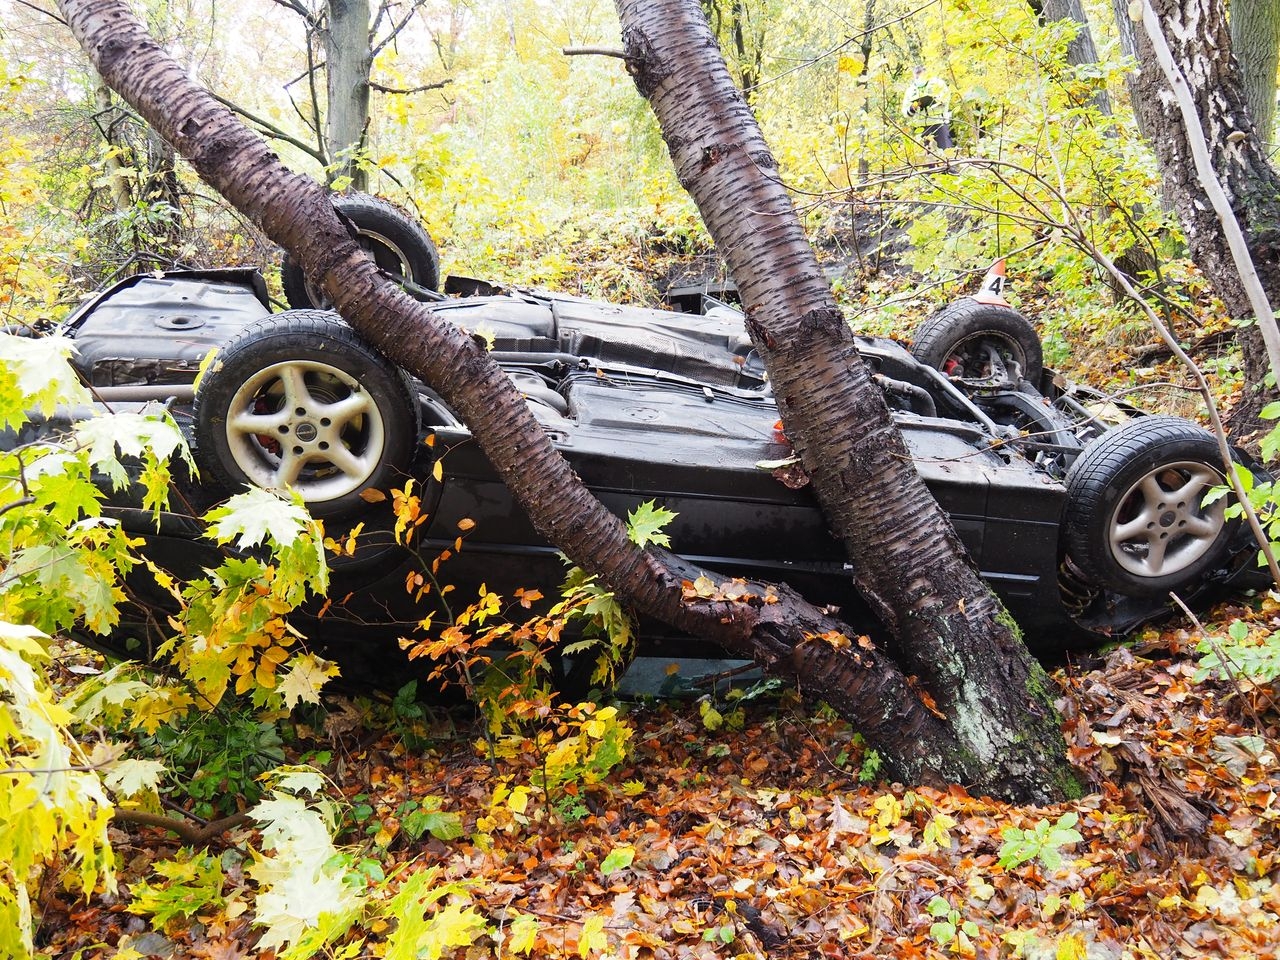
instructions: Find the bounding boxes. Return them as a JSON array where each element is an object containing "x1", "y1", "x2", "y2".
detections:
[{"x1": 901, "y1": 66, "x2": 953, "y2": 150}]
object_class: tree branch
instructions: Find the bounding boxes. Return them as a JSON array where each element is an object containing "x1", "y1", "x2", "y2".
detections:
[
  {"x1": 207, "y1": 91, "x2": 326, "y2": 164},
  {"x1": 562, "y1": 46, "x2": 633, "y2": 59},
  {"x1": 0, "y1": 496, "x2": 36, "y2": 519},
  {"x1": 112, "y1": 808, "x2": 251, "y2": 846},
  {"x1": 370, "y1": 0, "x2": 425, "y2": 57},
  {"x1": 267, "y1": 0, "x2": 315, "y2": 24},
  {"x1": 368, "y1": 78, "x2": 451, "y2": 95},
  {"x1": 12, "y1": 0, "x2": 65, "y2": 24}
]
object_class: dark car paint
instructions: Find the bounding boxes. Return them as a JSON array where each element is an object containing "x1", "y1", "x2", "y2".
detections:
[{"x1": 30, "y1": 269, "x2": 1266, "y2": 687}]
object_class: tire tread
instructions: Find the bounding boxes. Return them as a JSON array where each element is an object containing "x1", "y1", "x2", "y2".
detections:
[
  {"x1": 911, "y1": 299, "x2": 1043, "y2": 384},
  {"x1": 1064, "y1": 415, "x2": 1230, "y2": 594}
]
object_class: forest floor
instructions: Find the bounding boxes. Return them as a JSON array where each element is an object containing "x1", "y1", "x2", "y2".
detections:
[
  {"x1": 29, "y1": 222, "x2": 1280, "y2": 959},
  {"x1": 36, "y1": 593, "x2": 1280, "y2": 959}
]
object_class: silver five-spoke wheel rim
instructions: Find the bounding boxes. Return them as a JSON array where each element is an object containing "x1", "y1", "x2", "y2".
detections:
[
  {"x1": 1108, "y1": 461, "x2": 1225, "y2": 579},
  {"x1": 224, "y1": 359, "x2": 386, "y2": 504}
]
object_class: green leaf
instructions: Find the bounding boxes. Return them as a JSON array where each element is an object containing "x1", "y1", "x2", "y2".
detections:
[
  {"x1": 506, "y1": 913, "x2": 540, "y2": 955},
  {"x1": 403, "y1": 808, "x2": 464, "y2": 842},
  {"x1": 599, "y1": 845, "x2": 635, "y2": 876},
  {"x1": 103, "y1": 758, "x2": 166, "y2": 799},
  {"x1": 626, "y1": 500, "x2": 677, "y2": 549},
  {"x1": 205, "y1": 487, "x2": 315, "y2": 551},
  {"x1": 128, "y1": 852, "x2": 225, "y2": 927},
  {"x1": 698, "y1": 699, "x2": 723, "y2": 731},
  {"x1": 930, "y1": 920, "x2": 956, "y2": 945},
  {"x1": 31, "y1": 468, "x2": 103, "y2": 526}
]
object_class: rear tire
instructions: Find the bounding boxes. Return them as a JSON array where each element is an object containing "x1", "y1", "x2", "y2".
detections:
[
  {"x1": 911, "y1": 299, "x2": 1043, "y2": 385},
  {"x1": 282, "y1": 194, "x2": 440, "y2": 309}
]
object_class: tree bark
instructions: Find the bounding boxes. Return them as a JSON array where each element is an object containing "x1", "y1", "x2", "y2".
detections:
[
  {"x1": 57, "y1": 0, "x2": 1079, "y2": 802},
  {"x1": 1132, "y1": 0, "x2": 1280, "y2": 441},
  {"x1": 1109, "y1": 0, "x2": 1154, "y2": 141},
  {"x1": 615, "y1": 0, "x2": 1079, "y2": 800},
  {"x1": 323, "y1": 0, "x2": 372, "y2": 191},
  {"x1": 1041, "y1": 0, "x2": 1114, "y2": 115},
  {"x1": 92, "y1": 77, "x2": 133, "y2": 213},
  {"x1": 1230, "y1": 0, "x2": 1280, "y2": 150}
]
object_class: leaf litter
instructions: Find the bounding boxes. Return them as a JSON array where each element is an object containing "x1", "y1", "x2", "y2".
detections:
[{"x1": 37, "y1": 614, "x2": 1280, "y2": 960}]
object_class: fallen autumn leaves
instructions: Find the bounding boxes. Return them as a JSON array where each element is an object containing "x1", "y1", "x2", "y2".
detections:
[{"x1": 37, "y1": 625, "x2": 1280, "y2": 960}]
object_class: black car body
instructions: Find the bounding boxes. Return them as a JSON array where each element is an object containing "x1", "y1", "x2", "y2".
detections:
[{"x1": 26, "y1": 262, "x2": 1266, "y2": 686}]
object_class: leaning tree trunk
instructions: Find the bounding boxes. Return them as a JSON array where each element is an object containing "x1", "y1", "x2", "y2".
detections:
[
  {"x1": 615, "y1": 0, "x2": 1079, "y2": 799},
  {"x1": 1132, "y1": 0, "x2": 1280, "y2": 441},
  {"x1": 59, "y1": 0, "x2": 1079, "y2": 802}
]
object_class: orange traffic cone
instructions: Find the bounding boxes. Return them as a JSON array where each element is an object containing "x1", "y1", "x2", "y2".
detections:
[{"x1": 971, "y1": 259, "x2": 1009, "y2": 306}]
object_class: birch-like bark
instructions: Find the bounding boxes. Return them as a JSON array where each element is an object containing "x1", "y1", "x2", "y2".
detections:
[
  {"x1": 1131, "y1": 0, "x2": 1280, "y2": 439},
  {"x1": 57, "y1": 0, "x2": 1081, "y2": 800},
  {"x1": 615, "y1": 0, "x2": 1080, "y2": 800}
]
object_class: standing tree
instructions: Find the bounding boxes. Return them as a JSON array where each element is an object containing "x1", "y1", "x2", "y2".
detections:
[
  {"x1": 1031, "y1": 0, "x2": 1114, "y2": 115},
  {"x1": 1230, "y1": 0, "x2": 1280, "y2": 150},
  {"x1": 216, "y1": 0, "x2": 448, "y2": 190},
  {"x1": 1130, "y1": 0, "x2": 1280, "y2": 439},
  {"x1": 57, "y1": 0, "x2": 1080, "y2": 802},
  {"x1": 323, "y1": 0, "x2": 373, "y2": 188}
]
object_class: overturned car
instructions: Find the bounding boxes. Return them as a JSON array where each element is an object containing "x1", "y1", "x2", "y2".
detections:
[{"x1": 25, "y1": 198, "x2": 1269, "y2": 686}]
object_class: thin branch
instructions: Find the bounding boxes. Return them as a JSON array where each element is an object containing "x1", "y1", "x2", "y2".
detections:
[
  {"x1": 749, "y1": 0, "x2": 940, "y2": 93},
  {"x1": 0, "y1": 496, "x2": 36, "y2": 519},
  {"x1": 207, "y1": 91, "x2": 326, "y2": 164},
  {"x1": 267, "y1": 0, "x2": 314, "y2": 23},
  {"x1": 369, "y1": 78, "x2": 451, "y2": 95},
  {"x1": 369, "y1": 0, "x2": 391, "y2": 38},
  {"x1": 562, "y1": 46, "x2": 633, "y2": 60},
  {"x1": 370, "y1": 1, "x2": 425, "y2": 57},
  {"x1": 12, "y1": 0, "x2": 65, "y2": 24},
  {"x1": 305, "y1": 40, "x2": 326, "y2": 156}
]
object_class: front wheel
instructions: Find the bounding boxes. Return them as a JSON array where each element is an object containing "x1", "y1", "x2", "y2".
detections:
[
  {"x1": 193, "y1": 310, "x2": 418, "y2": 519},
  {"x1": 1064, "y1": 416, "x2": 1234, "y2": 596}
]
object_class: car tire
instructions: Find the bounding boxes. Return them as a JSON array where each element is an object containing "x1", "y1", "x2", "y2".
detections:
[
  {"x1": 193, "y1": 310, "x2": 418, "y2": 519},
  {"x1": 282, "y1": 193, "x2": 441, "y2": 310},
  {"x1": 1064, "y1": 416, "x2": 1234, "y2": 597},
  {"x1": 911, "y1": 299, "x2": 1044, "y2": 385}
]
